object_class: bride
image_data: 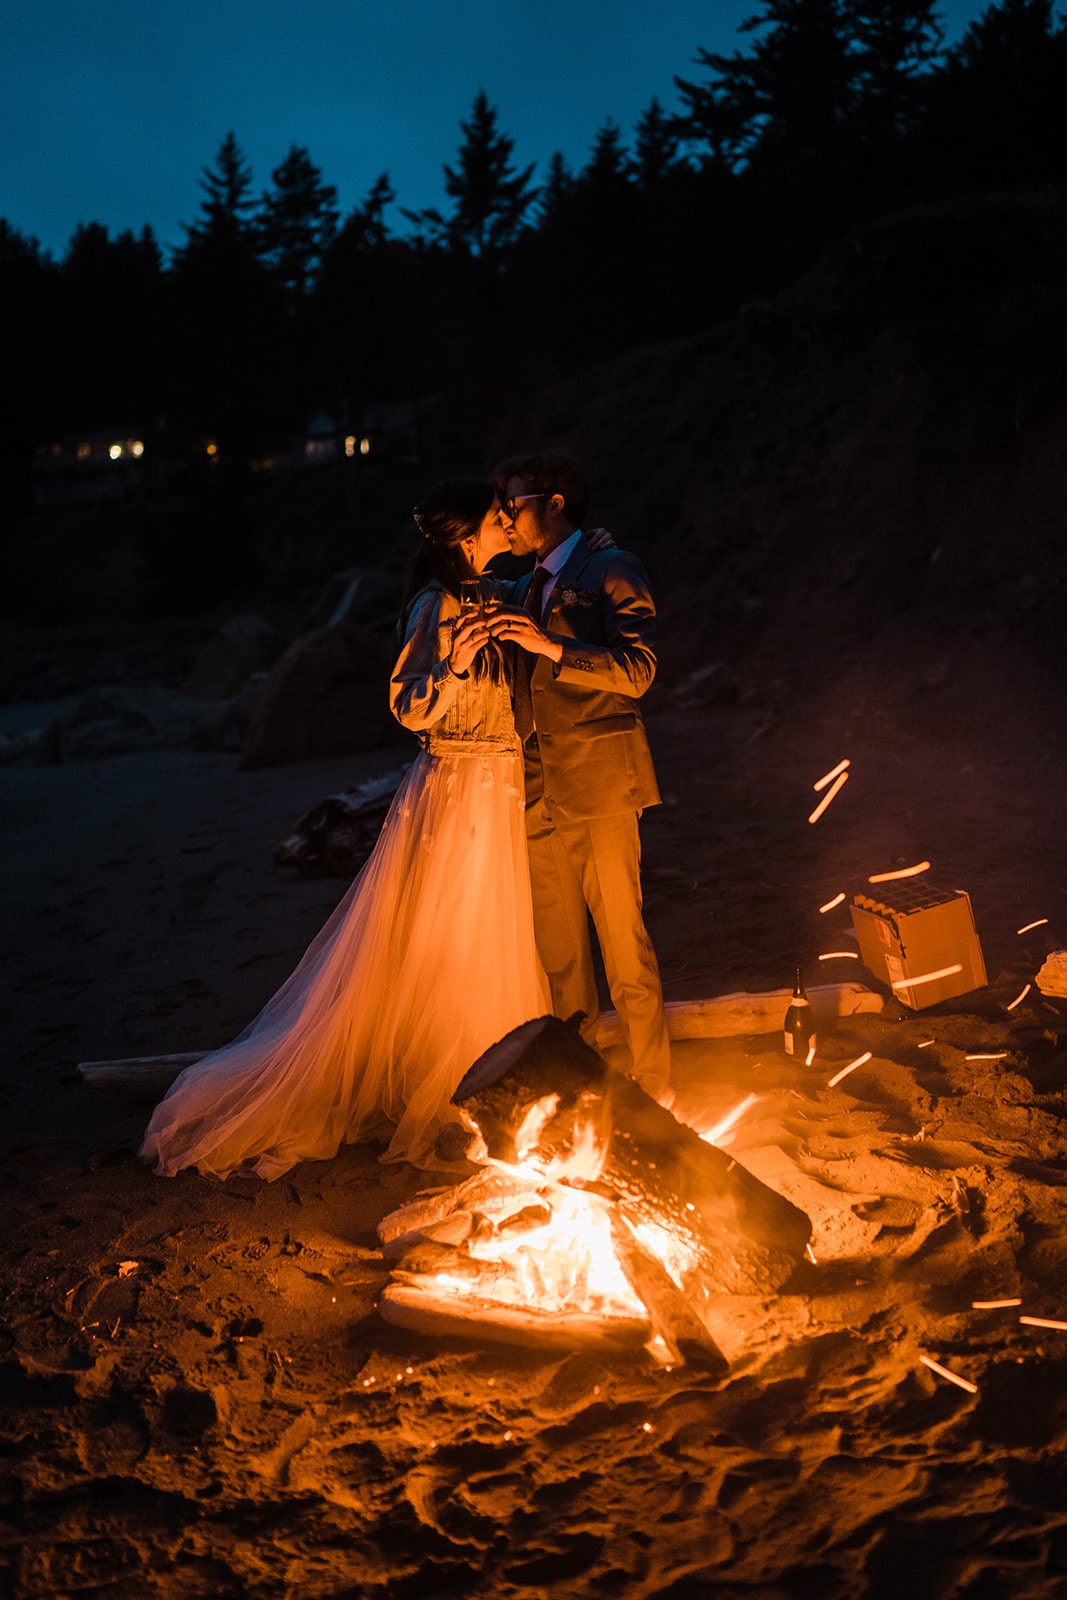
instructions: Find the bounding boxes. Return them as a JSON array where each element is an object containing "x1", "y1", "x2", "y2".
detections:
[{"x1": 141, "y1": 477, "x2": 554, "y2": 1180}]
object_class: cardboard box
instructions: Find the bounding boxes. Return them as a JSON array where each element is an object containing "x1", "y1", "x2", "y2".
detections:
[{"x1": 850, "y1": 884, "x2": 987, "y2": 1010}]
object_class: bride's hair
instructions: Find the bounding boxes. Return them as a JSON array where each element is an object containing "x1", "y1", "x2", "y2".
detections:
[{"x1": 400, "y1": 477, "x2": 505, "y2": 684}]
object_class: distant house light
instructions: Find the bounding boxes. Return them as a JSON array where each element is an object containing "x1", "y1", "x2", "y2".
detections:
[
  {"x1": 205, "y1": 441, "x2": 219, "y2": 457},
  {"x1": 109, "y1": 443, "x2": 123, "y2": 460},
  {"x1": 131, "y1": 440, "x2": 145, "y2": 458},
  {"x1": 77, "y1": 442, "x2": 92, "y2": 460},
  {"x1": 359, "y1": 435, "x2": 371, "y2": 456},
  {"x1": 344, "y1": 434, "x2": 357, "y2": 458}
]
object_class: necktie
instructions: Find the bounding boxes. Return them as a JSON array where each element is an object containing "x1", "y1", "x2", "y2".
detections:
[
  {"x1": 525, "y1": 562, "x2": 551, "y2": 621},
  {"x1": 513, "y1": 564, "x2": 550, "y2": 741}
]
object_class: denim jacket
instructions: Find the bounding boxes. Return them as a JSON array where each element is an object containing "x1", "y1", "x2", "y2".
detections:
[{"x1": 389, "y1": 582, "x2": 517, "y2": 754}]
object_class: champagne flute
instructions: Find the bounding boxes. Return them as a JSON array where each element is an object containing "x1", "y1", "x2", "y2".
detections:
[{"x1": 460, "y1": 579, "x2": 485, "y2": 616}]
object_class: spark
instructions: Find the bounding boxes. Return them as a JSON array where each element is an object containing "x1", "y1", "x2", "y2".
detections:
[
  {"x1": 819, "y1": 892, "x2": 846, "y2": 913},
  {"x1": 805, "y1": 1243, "x2": 817, "y2": 1264},
  {"x1": 1043, "y1": 1003, "x2": 1060, "y2": 1016},
  {"x1": 965, "y1": 1053, "x2": 1008, "y2": 1061},
  {"x1": 868, "y1": 861, "x2": 931, "y2": 883},
  {"x1": 920, "y1": 1355, "x2": 978, "y2": 1394},
  {"x1": 1019, "y1": 1315, "x2": 1067, "y2": 1332},
  {"x1": 827, "y1": 1051, "x2": 872, "y2": 1087},
  {"x1": 701, "y1": 1093, "x2": 759, "y2": 1146},
  {"x1": 818, "y1": 951, "x2": 859, "y2": 960},
  {"x1": 1005, "y1": 984, "x2": 1031, "y2": 1011},
  {"x1": 504, "y1": 1430, "x2": 513, "y2": 1441},
  {"x1": 641, "y1": 1421, "x2": 655, "y2": 1433},
  {"x1": 1017, "y1": 918, "x2": 1049, "y2": 935},
  {"x1": 805, "y1": 1043, "x2": 816, "y2": 1066},
  {"x1": 917, "y1": 1040, "x2": 935, "y2": 1048},
  {"x1": 971, "y1": 1298, "x2": 1022, "y2": 1310},
  {"x1": 891, "y1": 964, "x2": 963, "y2": 990},
  {"x1": 808, "y1": 770, "x2": 849, "y2": 823},
  {"x1": 813, "y1": 757, "x2": 851, "y2": 792}
]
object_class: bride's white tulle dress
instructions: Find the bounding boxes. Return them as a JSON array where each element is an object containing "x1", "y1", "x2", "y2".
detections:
[{"x1": 140, "y1": 582, "x2": 548, "y2": 1179}]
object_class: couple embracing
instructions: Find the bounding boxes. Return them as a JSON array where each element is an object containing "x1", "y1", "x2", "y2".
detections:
[{"x1": 141, "y1": 454, "x2": 670, "y2": 1180}]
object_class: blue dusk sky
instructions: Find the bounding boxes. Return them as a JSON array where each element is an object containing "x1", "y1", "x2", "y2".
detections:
[{"x1": 2, "y1": 0, "x2": 997, "y2": 260}]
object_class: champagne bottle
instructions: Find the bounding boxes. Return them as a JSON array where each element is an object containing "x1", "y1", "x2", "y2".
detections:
[{"x1": 783, "y1": 966, "x2": 816, "y2": 1061}]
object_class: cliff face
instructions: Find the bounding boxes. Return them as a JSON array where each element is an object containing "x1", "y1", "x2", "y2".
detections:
[{"x1": 493, "y1": 189, "x2": 1067, "y2": 698}]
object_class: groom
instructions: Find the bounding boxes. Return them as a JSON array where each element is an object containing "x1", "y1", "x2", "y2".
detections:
[{"x1": 488, "y1": 452, "x2": 671, "y2": 1097}]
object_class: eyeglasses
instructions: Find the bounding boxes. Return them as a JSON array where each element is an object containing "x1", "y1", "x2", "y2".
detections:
[{"x1": 501, "y1": 493, "x2": 544, "y2": 520}]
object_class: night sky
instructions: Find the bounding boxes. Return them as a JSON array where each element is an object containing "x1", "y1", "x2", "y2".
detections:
[{"x1": 3, "y1": 0, "x2": 990, "y2": 260}]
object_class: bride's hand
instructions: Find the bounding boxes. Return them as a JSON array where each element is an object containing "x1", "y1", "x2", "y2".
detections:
[
  {"x1": 449, "y1": 612, "x2": 490, "y2": 676},
  {"x1": 487, "y1": 608, "x2": 563, "y2": 663},
  {"x1": 585, "y1": 526, "x2": 615, "y2": 551}
]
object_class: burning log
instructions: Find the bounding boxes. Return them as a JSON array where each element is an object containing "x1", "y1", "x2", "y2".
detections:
[
  {"x1": 379, "y1": 1281, "x2": 651, "y2": 1357},
  {"x1": 453, "y1": 1016, "x2": 812, "y2": 1298},
  {"x1": 608, "y1": 1215, "x2": 728, "y2": 1372}
]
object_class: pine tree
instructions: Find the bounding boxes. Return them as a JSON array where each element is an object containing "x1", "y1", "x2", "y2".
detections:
[
  {"x1": 180, "y1": 131, "x2": 257, "y2": 256},
  {"x1": 404, "y1": 91, "x2": 536, "y2": 256},
  {"x1": 846, "y1": 0, "x2": 944, "y2": 147},
  {"x1": 256, "y1": 144, "x2": 340, "y2": 305},
  {"x1": 632, "y1": 97, "x2": 682, "y2": 189},
  {"x1": 675, "y1": 0, "x2": 855, "y2": 169}
]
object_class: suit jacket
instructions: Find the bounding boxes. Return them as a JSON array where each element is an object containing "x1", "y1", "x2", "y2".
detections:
[{"x1": 515, "y1": 542, "x2": 661, "y2": 821}]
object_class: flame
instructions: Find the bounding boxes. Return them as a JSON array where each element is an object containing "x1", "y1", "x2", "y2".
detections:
[{"x1": 443, "y1": 1184, "x2": 645, "y2": 1318}]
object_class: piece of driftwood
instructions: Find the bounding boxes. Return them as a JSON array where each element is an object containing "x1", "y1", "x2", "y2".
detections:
[
  {"x1": 378, "y1": 1281, "x2": 650, "y2": 1356},
  {"x1": 78, "y1": 1052, "x2": 202, "y2": 1102},
  {"x1": 596, "y1": 982, "x2": 881, "y2": 1050},
  {"x1": 378, "y1": 1169, "x2": 539, "y2": 1261},
  {"x1": 78, "y1": 984, "x2": 883, "y2": 1104},
  {"x1": 453, "y1": 1015, "x2": 812, "y2": 1297},
  {"x1": 609, "y1": 1214, "x2": 728, "y2": 1373}
]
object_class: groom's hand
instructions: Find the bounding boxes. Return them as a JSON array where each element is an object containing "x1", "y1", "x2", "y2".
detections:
[{"x1": 487, "y1": 607, "x2": 564, "y2": 663}]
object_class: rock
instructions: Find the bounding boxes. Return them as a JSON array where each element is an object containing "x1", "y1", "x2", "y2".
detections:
[
  {"x1": 191, "y1": 672, "x2": 269, "y2": 752},
  {"x1": 239, "y1": 624, "x2": 398, "y2": 770},
  {"x1": 303, "y1": 567, "x2": 403, "y2": 631},
  {"x1": 670, "y1": 661, "x2": 740, "y2": 708},
  {"x1": 35, "y1": 684, "x2": 204, "y2": 764},
  {"x1": 183, "y1": 615, "x2": 288, "y2": 701}
]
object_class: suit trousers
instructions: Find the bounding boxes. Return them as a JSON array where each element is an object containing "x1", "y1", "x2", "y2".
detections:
[{"x1": 523, "y1": 743, "x2": 672, "y2": 1095}]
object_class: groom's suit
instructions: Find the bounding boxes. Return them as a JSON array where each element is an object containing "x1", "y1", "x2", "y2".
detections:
[{"x1": 514, "y1": 537, "x2": 671, "y2": 1094}]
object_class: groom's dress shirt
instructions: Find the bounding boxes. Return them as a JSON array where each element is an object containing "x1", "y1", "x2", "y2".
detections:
[{"x1": 530, "y1": 528, "x2": 583, "y2": 620}]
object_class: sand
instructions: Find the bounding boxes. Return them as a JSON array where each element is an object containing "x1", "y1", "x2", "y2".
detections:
[{"x1": 3, "y1": 644, "x2": 1067, "y2": 1600}]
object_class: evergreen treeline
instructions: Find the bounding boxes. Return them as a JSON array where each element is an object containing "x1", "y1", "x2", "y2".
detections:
[{"x1": 3, "y1": 0, "x2": 1066, "y2": 493}]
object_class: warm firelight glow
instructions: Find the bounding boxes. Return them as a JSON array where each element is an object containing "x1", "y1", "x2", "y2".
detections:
[
  {"x1": 868, "y1": 861, "x2": 931, "y2": 883},
  {"x1": 808, "y1": 770, "x2": 849, "y2": 824},
  {"x1": 1017, "y1": 918, "x2": 1049, "y2": 934},
  {"x1": 920, "y1": 1354, "x2": 978, "y2": 1394},
  {"x1": 891, "y1": 964, "x2": 963, "y2": 990},
  {"x1": 813, "y1": 757, "x2": 850, "y2": 792},
  {"x1": 827, "y1": 1051, "x2": 872, "y2": 1088},
  {"x1": 819, "y1": 892, "x2": 846, "y2": 913}
]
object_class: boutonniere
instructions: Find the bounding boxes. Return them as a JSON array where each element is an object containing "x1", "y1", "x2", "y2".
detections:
[{"x1": 558, "y1": 586, "x2": 597, "y2": 609}]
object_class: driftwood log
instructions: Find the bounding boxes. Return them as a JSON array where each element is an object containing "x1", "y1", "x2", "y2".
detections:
[
  {"x1": 595, "y1": 981, "x2": 881, "y2": 1050},
  {"x1": 79, "y1": 983, "x2": 882, "y2": 1102},
  {"x1": 378, "y1": 1282, "x2": 650, "y2": 1356},
  {"x1": 452, "y1": 1015, "x2": 812, "y2": 1298}
]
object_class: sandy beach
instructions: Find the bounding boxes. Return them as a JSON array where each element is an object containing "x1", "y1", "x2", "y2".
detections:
[{"x1": 3, "y1": 633, "x2": 1067, "y2": 1599}]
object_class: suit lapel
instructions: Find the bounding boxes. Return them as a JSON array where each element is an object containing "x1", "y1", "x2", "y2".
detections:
[{"x1": 543, "y1": 543, "x2": 593, "y2": 624}]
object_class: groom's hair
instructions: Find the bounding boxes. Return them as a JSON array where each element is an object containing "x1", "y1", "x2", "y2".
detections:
[{"x1": 496, "y1": 452, "x2": 589, "y2": 528}]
